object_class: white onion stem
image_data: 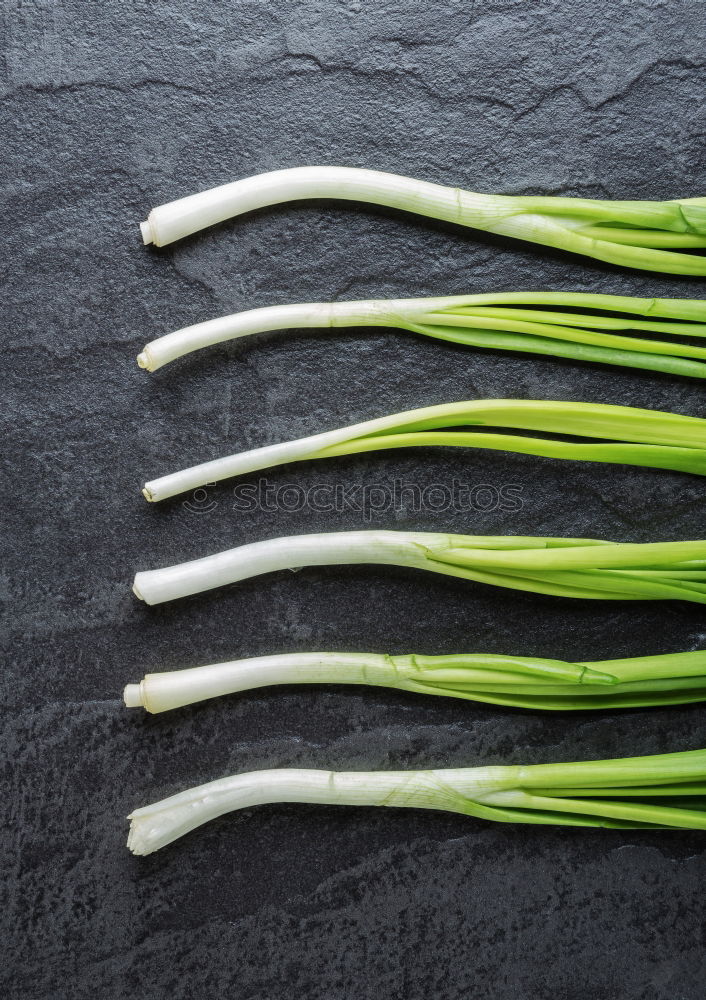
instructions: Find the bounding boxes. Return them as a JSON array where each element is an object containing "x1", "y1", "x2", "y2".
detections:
[
  {"x1": 141, "y1": 400, "x2": 383, "y2": 501},
  {"x1": 132, "y1": 530, "x2": 437, "y2": 605},
  {"x1": 139, "y1": 166, "x2": 499, "y2": 247},
  {"x1": 123, "y1": 652, "x2": 398, "y2": 712},
  {"x1": 126, "y1": 766, "x2": 504, "y2": 855},
  {"x1": 136, "y1": 298, "x2": 456, "y2": 372},
  {"x1": 127, "y1": 750, "x2": 706, "y2": 854}
]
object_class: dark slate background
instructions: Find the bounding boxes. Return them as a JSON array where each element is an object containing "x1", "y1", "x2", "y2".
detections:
[{"x1": 2, "y1": 2, "x2": 706, "y2": 997}]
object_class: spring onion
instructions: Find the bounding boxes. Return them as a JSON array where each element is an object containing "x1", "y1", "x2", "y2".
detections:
[
  {"x1": 142, "y1": 398, "x2": 706, "y2": 502},
  {"x1": 132, "y1": 531, "x2": 706, "y2": 606},
  {"x1": 127, "y1": 748, "x2": 706, "y2": 854},
  {"x1": 139, "y1": 166, "x2": 706, "y2": 274},
  {"x1": 123, "y1": 649, "x2": 706, "y2": 713},
  {"x1": 136, "y1": 291, "x2": 706, "y2": 377}
]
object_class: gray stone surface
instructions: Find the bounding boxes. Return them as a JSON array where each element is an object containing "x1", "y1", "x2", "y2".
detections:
[{"x1": 2, "y1": 1, "x2": 706, "y2": 997}]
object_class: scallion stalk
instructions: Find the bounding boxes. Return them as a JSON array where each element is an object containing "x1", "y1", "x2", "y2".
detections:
[
  {"x1": 123, "y1": 649, "x2": 706, "y2": 713},
  {"x1": 127, "y1": 748, "x2": 706, "y2": 854},
  {"x1": 141, "y1": 398, "x2": 706, "y2": 502},
  {"x1": 136, "y1": 292, "x2": 706, "y2": 378},
  {"x1": 139, "y1": 166, "x2": 706, "y2": 274},
  {"x1": 131, "y1": 531, "x2": 706, "y2": 606}
]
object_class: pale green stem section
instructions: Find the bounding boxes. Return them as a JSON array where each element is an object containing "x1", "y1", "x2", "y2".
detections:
[
  {"x1": 570, "y1": 226, "x2": 706, "y2": 248},
  {"x1": 416, "y1": 312, "x2": 706, "y2": 358}
]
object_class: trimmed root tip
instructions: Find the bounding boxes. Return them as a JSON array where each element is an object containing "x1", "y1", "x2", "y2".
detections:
[
  {"x1": 142, "y1": 486, "x2": 154, "y2": 502},
  {"x1": 132, "y1": 581, "x2": 145, "y2": 601},
  {"x1": 126, "y1": 818, "x2": 152, "y2": 856},
  {"x1": 139, "y1": 220, "x2": 153, "y2": 245},
  {"x1": 136, "y1": 350, "x2": 152, "y2": 370},
  {"x1": 123, "y1": 683, "x2": 144, "y2": 708}
]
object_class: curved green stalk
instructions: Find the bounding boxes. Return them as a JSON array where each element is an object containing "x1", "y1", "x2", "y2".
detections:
[
  {"x1": 318, "y1": 432, "x2": 706, "y2": 476},
  {"x1": 127, "y1": 749, "x2": 706, "y2": 854},
  {"x1": 407, "y1": 312, "x2": 706, "y2": 358},
  {"x1": 141, "y1": 398, "x2": 706, "y2": 503},
  {"x1": 136, "y1": 291, "x2": 706, "y2": 376},
  {"x1": 138, "y1": 166, "x2": 706, "y2": 275},
  {"x1": 123, "y1": 650, "x2": 706, "y2": 714},
  {"x1": 131, "y1": 531, "x2": 706, "y2": 606}
]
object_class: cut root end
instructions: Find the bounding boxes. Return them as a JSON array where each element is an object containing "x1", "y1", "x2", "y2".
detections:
[
  {"x1": 142, "y1": 487, "x2": 154, "y2": 502},
  {"x1": 139, "y1": 220, "x2": 153, "y2": 245},
  {"x1": 136, "y1": 351, "x2": 153, "y2": 371},
  {"x1": 123, "y1": 683, "x2": 144, "y2": 708},
  {"x1": 126, "y1": 817, "x2": 153, "y2": 856}
]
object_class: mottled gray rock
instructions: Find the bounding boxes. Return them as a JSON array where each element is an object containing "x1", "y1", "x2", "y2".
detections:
[{"x1": 2, "y1": 1, "x2": 706, "y2": 997}]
